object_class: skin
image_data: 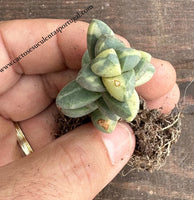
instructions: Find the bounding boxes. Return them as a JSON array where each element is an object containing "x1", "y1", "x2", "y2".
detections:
[
  {"x1": 136, "y1": 58, "x2": 177, "y2": 100},
  {"x1": 0, "y1": 19, "x2": 179, "y2": 200},
  {"x1": 146, "y1": 83, "x2": 180, "y2": 114}
]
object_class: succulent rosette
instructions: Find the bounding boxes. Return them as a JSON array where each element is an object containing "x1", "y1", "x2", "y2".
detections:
[{"x1": 56, "y1": 19, "x2": 155, "y2": 133}]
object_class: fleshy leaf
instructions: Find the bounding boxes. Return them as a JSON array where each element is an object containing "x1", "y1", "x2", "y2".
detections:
[
  {"x1": 91, "y1": 48, "x2": 121, "y2": 77},
  {"x1": 96, "y1": 97, "x2": 120, "y2": 121},
  {"x1": 134, "y1": 59, "x2": 155, "y2": 87},
  {"x1": 125, "y1": 89, "x2": 140, "y2": 122},
  {"x1": 102, "y1": 90, "x2": 139, "y2": 121},
  {"x1": 139, "y1": 50, "x2": 152, "y2": 62},
  {"x1": 76, "y1": 63, "x2": 106, "y2": 92},
  {"x1": 81, "y1": 50, "x2": 90, "y2": 68},
  {"x1": 91, "y1": 109, "x2": 118, "y2": 133},
  {"x1": 59, "y1": 102, "x2": 98, "y2": 118},
  {"x1": 102, "y1": 92, "x2": 132, "y2": 120},
  {"x1": 87, "y1": 19, "x2": 114, "y2": 59},
  {"x1": 95, "y1": 34, "x2": 125, "y2": 56},
  {"x1": 56, "y1": 80, "x2": 101, "y2": 109},
  {"x1": 102, "y1": 70, "x2": 135, "y2": 102},
  {"x1": 115, "y1": 47, "x2": 141, "y2": 72},
  {"x1": 55, "y1": 19, "x2": 156, "y2": 134}
]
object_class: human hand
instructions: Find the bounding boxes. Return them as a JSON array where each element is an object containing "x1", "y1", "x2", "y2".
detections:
[{"x1": 0, "y1": 19, "x2": 179, "y2": 200}]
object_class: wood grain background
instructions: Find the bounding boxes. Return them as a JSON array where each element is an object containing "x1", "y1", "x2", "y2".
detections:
[{"x1": 0, "y1": 0, "x2": 194, "y2": 199}]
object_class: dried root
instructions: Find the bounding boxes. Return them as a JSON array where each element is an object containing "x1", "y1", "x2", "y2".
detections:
[{"x1": 123, "y1": 100, "x2": 182, "y2": 174}]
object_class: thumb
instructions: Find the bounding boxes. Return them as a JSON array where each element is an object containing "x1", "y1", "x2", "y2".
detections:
[{"x1": 0, "y1": 122, "x2": 135, "y2": 200}]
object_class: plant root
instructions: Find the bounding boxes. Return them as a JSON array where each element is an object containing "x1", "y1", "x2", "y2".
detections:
[{"x1": 123, "y1": 99, "x2": 182, "y2": 174}]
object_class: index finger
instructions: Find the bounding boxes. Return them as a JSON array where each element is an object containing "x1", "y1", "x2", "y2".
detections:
[
  {"x1": 0, "y1": 19, "x2": 88, "y2": 75},
  {"x1": 0, "y1": 19, "x2": 130, "y2": 75}
]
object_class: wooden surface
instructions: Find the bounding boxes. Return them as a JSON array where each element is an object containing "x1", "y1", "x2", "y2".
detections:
[{"x1": 0, "y1": 0, "x2": 194, "y2": 199}]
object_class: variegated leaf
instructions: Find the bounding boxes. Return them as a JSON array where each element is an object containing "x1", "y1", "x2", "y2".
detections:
[
  {"x1": 81, "y1": 50, "x2": 90, "y2": 68},
  {"x1": 56, "y1": 80, "x2": 101, "y2": 109},
  {"x1": 60, "y1": 102, "x2": 98, "y2": 118},
  {"x1": 102, "y1": 90, "x2": 139, "y2": 122},
  {"x1": 91, "y1": 109, "x2": 118, "y2": 133},
  {"x1": 76, "y1": 63, "x2": 106, "y2": 92},
  {"x1": 134, "y1": 59, "x2": 155, "y2": 87},
  {"x1": 139, "y1": 50, "x2": 152, "y2": 62},
  {"x1": 102, "y1": 70, "x2": 135, "y2": 102},
  {"x1": 96, "y1": 97, "x2": 120, "y2": 121},
  {"x1": 91, "y1": 48, "x2": 121, "y2": 77},
  {"x1": 116, "y1": 47, "x2": 141, "y2": 72},
  {"x1": 87, "y1": 19, "x2": 114, "y2": 59},
  {"x1": 95, "y1": 34, "x2": 125, "y2": 56},
  {"x1": 125, "y1": 89, "x2": 140, "y2": 122}
]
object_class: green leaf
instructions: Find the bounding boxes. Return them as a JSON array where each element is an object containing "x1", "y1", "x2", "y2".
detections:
[
  {"x1": 81, "y1": 50, "x2": 90, "y2": 68},
  {"x1": 96, "y1": 97, "x2": 120, "y2": 121},
  {"x1": 102, "y1": 92, "x2": 131, "y2": 120},
  {"x1": 87, "y1": 19, "x2": 114, "y2": 59},
  {"x1": 134, "y1": 59, "x2": 155, "y2": 87},
  {"x1": 95, "y1": 34, "x2": 125, "y2": 56},
  {"x1": 139, "y1": 50, "x2": 152, "y2": 62},
  {"x1": 125, "y1": 89, "x2": 140, "y2": 122},
  {"x1": 76, "y1": 63, "x2": 106, "y2": 92},
  {"x1": 60, "y1": 102, "x2": 98, "y2": 118},
  {"x1": 56, "y1": 80, "x2": 101, "y2": 109},
  {"x1": 91, "y1": 48, "x2": 121, "y2": 77},
  {"x1": 102, "y1": 90, "x2": 139, "y2": 122},
  {"x1": 91, "y1": 109, "x2": 118, "y2": 133},
  {"x1": 115, "y1": 47, "x2": 141, "y2": 72},
  {"x1": 102, "y1": 70, "x2": 135, "y2": 102}
]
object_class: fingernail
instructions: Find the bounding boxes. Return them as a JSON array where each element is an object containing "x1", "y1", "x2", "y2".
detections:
[{"x1": 100, "y1": 123, "x2": 133, "y2": 165}]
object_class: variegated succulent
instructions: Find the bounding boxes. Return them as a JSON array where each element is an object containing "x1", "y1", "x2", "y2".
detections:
[{"x1": 56, "y1": 19, "x2": 155, "y2": 133}]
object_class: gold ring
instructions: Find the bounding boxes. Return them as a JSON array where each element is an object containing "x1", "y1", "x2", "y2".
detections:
[{"x1": 14, "y1": 122, "x2": 33, "y2": 156}]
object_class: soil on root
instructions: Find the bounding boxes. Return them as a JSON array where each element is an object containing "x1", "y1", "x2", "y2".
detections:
[
  {"x1": 53, "y1": 102, "x2": 181, "y2": 173},
  {"x1": 123, "y1": 104, "x2": 181, "y2": 174}
]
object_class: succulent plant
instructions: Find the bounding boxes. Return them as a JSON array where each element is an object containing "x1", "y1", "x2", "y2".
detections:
[{"x1": 56, "y1": 19, "x2": 155, "y2": 133}]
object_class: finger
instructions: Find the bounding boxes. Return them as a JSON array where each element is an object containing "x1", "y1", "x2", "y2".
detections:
[
  {"x1": 136, "y1": 57, "x2": 177, "y2": 100},
  {"x1": 0, "y1": 116, "x2": 21, "y2": 166},
  {"x1": 0, "y1": 34, "x2": 21, "y2": 95},
  {"x1": 0, "y1": 19, "x2": 87, "y2": 74},
  {"x1": 0, "y1": 19, "x2": 87, "y2": 96},
  {"x1": 0, "y1": 20, "x2": 130, "y2": 74},
  {"x1": 0, "y1": 69, "x2": 77, "y2": 121},
  {"x1": 146, "y1": 83, "x2": 180, "y2": 113},
  {"x1": 18, "y1": 103, "x2": 58, "y2": 150},
  {"x1": 0, "y1": 103, "x2": 59, "y2": 166},
  {"x1": 0, "y1": 122, "x2": 135, "y2": 200}
]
